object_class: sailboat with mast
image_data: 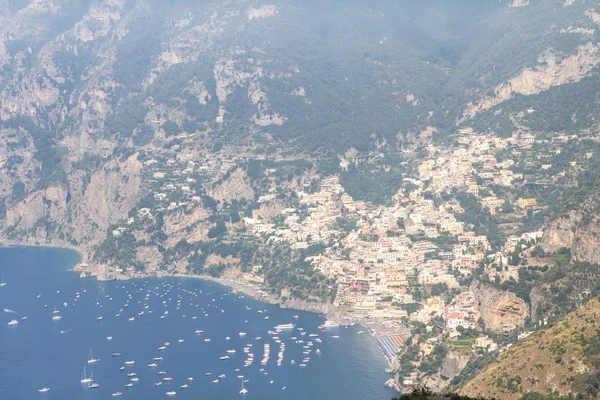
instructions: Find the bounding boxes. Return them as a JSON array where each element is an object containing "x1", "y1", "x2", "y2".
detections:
[
  {"x1": 52, "y1": 307, "x2": 62, "y2": 320},
  {"x1": 0, "y1": 274, "x2": 6, "y2": 287},
  {"x1": 80, "y1": 366, "x2": 92, "y2": 384},
  {"x1": 87, "y1": 348, "x2": 98, "y2": 364},
  {"x1": 87, "y1": 372, "x2": 99, "y2": 389},
  {"x1": 239, "y1": 377, "x2": 248, "y2": 394}
]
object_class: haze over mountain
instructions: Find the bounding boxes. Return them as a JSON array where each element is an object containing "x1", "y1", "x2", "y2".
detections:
[{"x1": 3, "y1": 1, "x2": 600, "y2": 397}]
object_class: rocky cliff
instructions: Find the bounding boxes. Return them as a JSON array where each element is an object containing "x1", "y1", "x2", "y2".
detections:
[
  {"x1": 470, "y1": 280, "x2": 529, "y2": 331},
  {"x1": 541, "y1": 197, "x2": 600, "y2": 264},
  {"x1": 460, "y1": 298, "x2": 600, "y2": 400}
]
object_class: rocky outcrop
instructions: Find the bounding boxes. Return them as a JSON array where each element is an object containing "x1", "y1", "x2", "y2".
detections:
[
  {"x1": 470, "y1": 280, "x2": 529, "y2": 331},
  {"x1": 423, "y1": 350, "x2": 471, "y2": 392},
  {"x1": 461, "y1": 43, "x2": 600, "y2": 122},
  {"x1": 440, "y1": 351, "x2": 470, "y2": 380},
  {"x1": 208, "y1": 167, "x2": 254, "y2": 203},
  {"x1": 136, "y1": 245, "x2": 164, "y2": 272},
  {"x1": 540, "y1": 201, "x2": 600, "y2": 264}
]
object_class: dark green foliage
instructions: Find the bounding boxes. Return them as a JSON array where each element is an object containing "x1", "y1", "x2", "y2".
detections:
[
  {"x1": 455, "y1": 193, "x2": 504, "y2": 248},
  {"x1": 391, "y1": 387, "x2": 491, "y2": 400},
  {"x1": 11, "y1": 181, "x2": 25, "y2": 201},
  {"x1": 430, "y1": 282, "x2": 449, "y2": 297},
  {"x1": 207, "y1": 221, "x2": 227, "y2": 239},
  {"x1": 340, "y1": 164, "x2": 402, "y2": 205},
  {"x1": 132, "y1": 124, "x2": 155, "y2": 146},
  {"x1": 161, "y1": 121, "x2": 181, "y2": 137},
  {"x1": 94, "y1": 229, "x2": 139, "y2": 269}
]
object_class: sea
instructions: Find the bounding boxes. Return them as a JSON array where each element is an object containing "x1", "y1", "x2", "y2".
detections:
[{"x1": 0, "y1": 247, "x2": 396, "y2": 400}]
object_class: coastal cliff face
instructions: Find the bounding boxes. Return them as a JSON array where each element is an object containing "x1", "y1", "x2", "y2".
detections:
[
  {"x1": 471, "y1": 280, "x2": 529, "y2": 331},
  {"x1": 541, "y1": 198, "x2": 600, "y2": 264}
]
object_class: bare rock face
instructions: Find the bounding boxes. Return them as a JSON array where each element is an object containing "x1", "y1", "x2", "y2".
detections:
[
  {"x1": 136, "y1": 245, "x2": 164, "y2": 272},
  {"x1": 208, "y1": 167, "x2": 254, "y2": 203},
  {"x1": 461, "y1": 43, "x2": 600, "y2": 122},
  {"x1": 540, "y1": 213, "x2": 579, "y2": 254},
  {"x1": 81, "y1": 154, "x2": 143, "y2": 234},
  {"x1": 423, "y1": 350, "x2": 471, "y2": 392},
  {"x1": 540, "y1": 199, "x2": 600, "y2": 264},
  {"x1": 440, "y1": 350, "x2": 471, "y2": 380},
  {"x1": 471, "y1": 280, "x2": 529, "y2": 331},
  {"x1": 6, "y1": 185, "x2": 67, "y2": 231}
]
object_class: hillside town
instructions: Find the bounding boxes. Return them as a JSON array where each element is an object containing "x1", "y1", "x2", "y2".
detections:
[{"x1": 88, "y1": 125, "x2": 599, "y2": 390}]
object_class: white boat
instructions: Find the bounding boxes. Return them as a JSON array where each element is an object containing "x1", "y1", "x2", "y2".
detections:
[
  {"x1": 166, "y1": 391, "x2": 176, "y2": 396},
  {"x1": 239, "y1": 378, "x2": 248, "y2": 394},
  {"x1": 112, "y1": 392, "x2": 123, "y2": 396},
  {"x1": 107, "y1": 336, "x2": 112, "y2": 340},
  {"x1": 7, "y1": 319, "x2": 18, "y2": 326},
  {"x1": 158, "y1": 346, "x2": 167, "y2": 350},
  {"x1": 220, "y1": 356, "x2": 229, "y2": 360},
  {"x1": 88, "y1": 382, "x2": 100, "y2": 389},
  {"x1": 125, "y1": 383, "x2": 133, "y2": 388},
  {"x1": 81, "y1": 366, "x2": 92, "y2": 383},
  {"x1": 148, "y1": 363, "x2": 157, "y2": 368},
  {"x1": 112, "y1": 353, "x2": 122, "y2": 357},
  {"x1": 226, "y1": 349, "x2": 236, "y2": 353},
  {"x1": 212, "y1": 379, "x2": 219, "y2": 383},
  {"x1": 153, "y1": 357, "x2": 163, "y2": 361},
  {"x1": 274, "y1": 323, "x2": 294, "y2": 330},
  {"x1": 180, "y1": 384, "x2": 189, "y2": 389},
  {"x1": 38, "y1": 388, "x2": 50, "y2": 393},
  {"x1": 239, "y1": 332, "x2": 247, "y2": 336},
  {"x1": 87, "y1": 348, "x2": 98, "y2": 364},
  {"x1": 52, "y1": 308, "x2": 62, "y2": 321},
  {"x1": 96, "y1": 316, "x2": 103, "y2": 321},
  {"x1": 0, "y1": 274, "x2": 6, "y2": 287}
]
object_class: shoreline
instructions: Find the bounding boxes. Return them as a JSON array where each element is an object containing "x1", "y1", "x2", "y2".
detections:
[{"x1": 0, "y1": 244, "x2": 399, "y2": 390}]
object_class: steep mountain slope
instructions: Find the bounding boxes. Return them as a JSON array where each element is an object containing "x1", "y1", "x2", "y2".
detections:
[
  {"x1": 1, "y1": 0, "x2": 600, "y2": 293},
  {"x1": 460, "y1": 298, "x2": 600, "y2": 400}
]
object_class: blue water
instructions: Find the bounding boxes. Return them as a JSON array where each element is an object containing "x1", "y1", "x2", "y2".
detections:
[{"x1": 0, "y1": 247, "x2": 395, "y2": 400}]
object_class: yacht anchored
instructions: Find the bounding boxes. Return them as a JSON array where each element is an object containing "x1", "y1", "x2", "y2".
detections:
[
  {"x1": 38, "y1": 388, "x2": 50, "y2": 393},
  {"x1": 87, "y1": 348, "x2": 98, "y2": 364},
  {"x1": 0, "y1": 274, "x2": 6, "y2": 287},
  {"x1": 7, "y1": 319, "x2": 18, "y2": 326},
  {"x1": 80, "y1": 366, "x2": 92, "y2": 383},
  {"x1": 239, "y1": 378, "x2": 248, "y2": 394},
  {"x1": 52, "y1": 308, "x2": 62, "y2": 321}
]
